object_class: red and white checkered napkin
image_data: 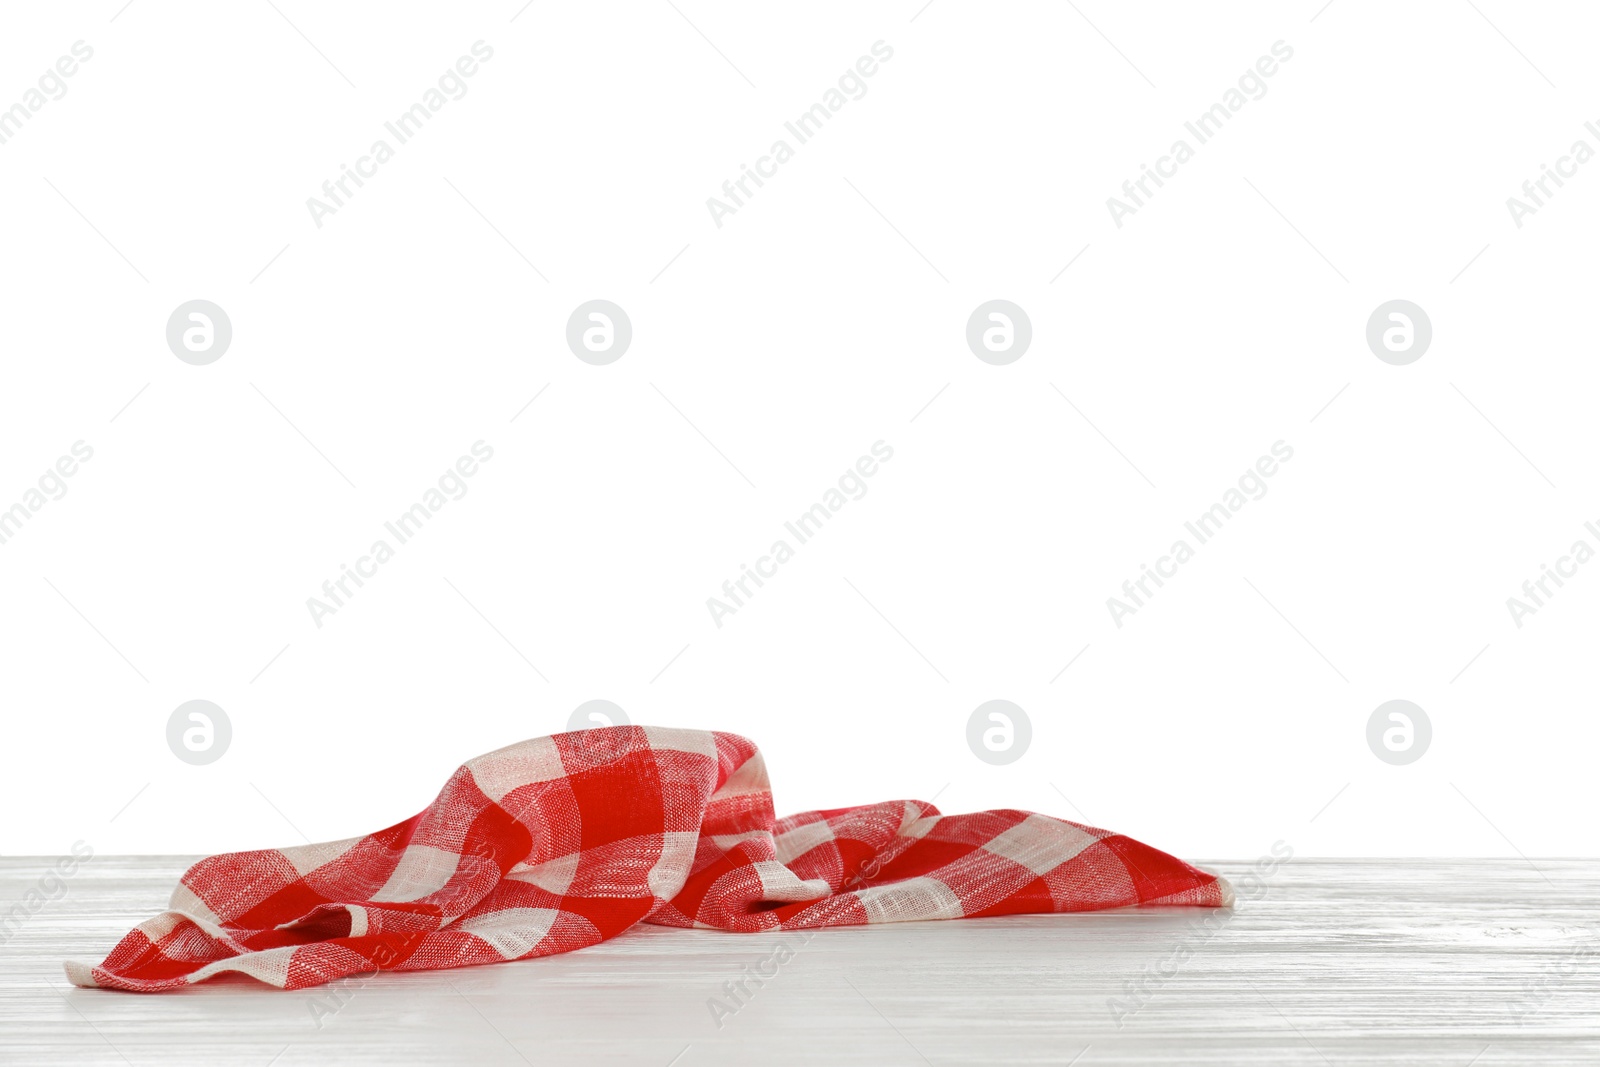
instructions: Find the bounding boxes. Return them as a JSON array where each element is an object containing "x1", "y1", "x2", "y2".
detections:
[{"x1": 68, "y1": 726, "x2": 1231, "y2": 991}]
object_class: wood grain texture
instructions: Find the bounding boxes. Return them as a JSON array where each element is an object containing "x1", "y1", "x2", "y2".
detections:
[{"x1": 1, "y1": 857, "x2": 1596, "y2": 1065}]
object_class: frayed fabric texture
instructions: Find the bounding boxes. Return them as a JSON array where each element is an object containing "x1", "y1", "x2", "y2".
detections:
[{"x1": 68, "y1": 727, "x2": 1230, "y2": 991}]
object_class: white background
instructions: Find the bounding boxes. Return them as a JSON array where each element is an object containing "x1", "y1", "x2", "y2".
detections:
[{"x1": 2, "y1": 1, "x2": 1595, "y2": 861}]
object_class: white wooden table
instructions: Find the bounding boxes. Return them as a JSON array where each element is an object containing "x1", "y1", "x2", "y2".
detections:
[{"x1": 2, "y1": 857, "x2": 1596, "y2": 1065}]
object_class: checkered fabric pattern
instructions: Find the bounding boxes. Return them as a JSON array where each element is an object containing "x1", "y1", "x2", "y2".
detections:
[{"x1": 67, "y1": 726, "x2": 1231, "y2": 992}]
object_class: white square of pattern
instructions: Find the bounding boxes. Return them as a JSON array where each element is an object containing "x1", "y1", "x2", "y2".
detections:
[
  {"x1": 981, "y1": 815, "x2": 1098, "y2": 876},
  {"x1": 856, "y1": 876, "x2": 964, "y2": 923},
  {"x1": 370, "y1": 845, "x2": 461, "y2": 903}
]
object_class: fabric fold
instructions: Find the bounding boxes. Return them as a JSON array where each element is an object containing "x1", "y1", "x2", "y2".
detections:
[{"x1": 68, "y1": 726, "x2": 1230, "y2": 992}]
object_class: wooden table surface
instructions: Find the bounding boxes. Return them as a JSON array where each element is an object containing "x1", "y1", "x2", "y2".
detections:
[{"x1": 1, "y1": 857, "x2": 1596, "y2": 1065}]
